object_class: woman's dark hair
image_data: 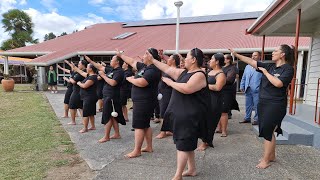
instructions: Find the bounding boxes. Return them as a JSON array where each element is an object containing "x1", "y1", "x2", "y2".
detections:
[
  {"x1": 224, "y1": 54, "x2": 233, "y2": 64},
  {"x1": 148, "y1": 48, "x2": 161, "y2": 61},
  {"x1": 191, "y1": 48, "x2": 204, "y2": 67},
  {"x1": 280, "y1": 44, "x2": 294, "y2": 66},
  {"x1": 116, "y1": 56, "x2": 124, "y2": 67},
  {"x1": 89, "y1": 64, "x2": 98, "y2": 74},
  {"x1": 80, "y1": 60, "x2": 88, "y2": 67},
  {"x1": 172, "y1": 54, "x2": 181, "y2": 67},
  {"x1": 213, "y1": 53, "x2": 225, "y2": 67}
]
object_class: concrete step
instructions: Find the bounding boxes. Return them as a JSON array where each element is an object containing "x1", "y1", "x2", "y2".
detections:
[{"x1": 252, "y1": 121, "x2": 314, "y2": 146}]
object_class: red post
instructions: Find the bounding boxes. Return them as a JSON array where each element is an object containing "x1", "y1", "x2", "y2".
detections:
[
  {"x1": 315, "y1": 78, "x2": 320, "y2": 124},
  {"x1": 262, "y1": 35, "x2": 265, "y2": 61},
  {"x1": 289, "y1": 9, "x2": 301, "y2": 115}
]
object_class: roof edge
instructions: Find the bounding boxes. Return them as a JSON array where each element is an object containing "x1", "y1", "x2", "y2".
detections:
[{"x1": 0, "y1": 51, "x2": 51, "y2": 56}]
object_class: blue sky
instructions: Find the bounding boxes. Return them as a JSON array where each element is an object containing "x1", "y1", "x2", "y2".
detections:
[{"x1": 0, "y1": 0, "x2": 274, "y2": 44}]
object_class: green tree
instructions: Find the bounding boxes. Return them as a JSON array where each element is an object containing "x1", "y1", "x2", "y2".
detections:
[
  {"x1": 60, "y1": 32, "x2": 67, "y2": 36},
  {"x1": 1, "y1": 9, "x2": 38, "y2": 50},
  {"x1": 44, "y1": 32, "x2": 56, "y2": 41}
]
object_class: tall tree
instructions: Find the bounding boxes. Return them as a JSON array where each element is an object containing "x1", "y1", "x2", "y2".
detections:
[
  {"x1": 44, "y1": 32, "x2": 56, "y2": 41},
  {"x1": 1, "y1": 9, "x2": 38, "y2": 50},
  {"x1": 60, "y1": 32, "x2": 67, "y2": 36}
]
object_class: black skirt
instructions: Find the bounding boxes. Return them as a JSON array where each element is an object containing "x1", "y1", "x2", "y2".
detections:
[
  {"x1": 101, "y1": 97, "x2": 126, "y2": 125},
  {"x1": 48, "y1": 82, "x2": 57, "y2": 86},
  {"x1": 258, "y1": 99, "x2": 287, "y2": 141},
  {"x1": 221, "y1": 91, "x2": 239, "y2": 113},
  {"x1": 174, "y1": 138, "x2": 198, "y2": 151},
  {"x1": 120, "y1": 90, "x2": 130, "y2": 106},
  {"x1": 69, "y1": 91, "x2": 83, "y2": 109},
  {"x1": 83, "y1": 97, "x2": 97, "y2": 117},
  {"x1": 159, "y1": 90, "x2": 172, "y2": 131},
  {"x1": 64, "y1": 87, "x2": 73, "y2": 104},
  {"x1": 132, "y1": 100, "x2": 156, "y2": 129}
]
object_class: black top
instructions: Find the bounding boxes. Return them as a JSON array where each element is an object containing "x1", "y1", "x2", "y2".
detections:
[
  {"x1": 208, "y1": 71, "x2": 224, "y2": 96},
  {"x1": 131, "y1": 62, "x2": 161, "y2": 101},
  {"x1": 67, "y1": 71, "x2": 75, "y2": 88},
  {"x1": 80, "y1": 75, "x2": 98, "y2": 99},
  {"x1": 120, "y1": 69, "x2": 134, "y2": 92},
  {"x1": 257, "y1": 61, "x2": 294, "y2": 102},
  {"x1": 158, "y1": 73, "x2": 173, "y2": 93},
  {"x1": 102, "y1": 67, "x2": 124, "y2": 99},
  {"x1": 72, "y1": 71, "x2": 86, "y2": 92},
  {"x1": 165, "y1": 70, "x2": 209, "y2": 140},
  {"x1": 222, "y1": 64, "x2": 237, "y2": 92}
]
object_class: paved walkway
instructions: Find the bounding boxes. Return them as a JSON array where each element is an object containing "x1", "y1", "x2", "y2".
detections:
[{"x1": 45, "y1": 90, "x2": 320, "y2": 180}]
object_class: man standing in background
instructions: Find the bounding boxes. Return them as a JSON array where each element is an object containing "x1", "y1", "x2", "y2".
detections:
[{"x1": 239, "y1": 52, "x2": 262, "y2": 125}]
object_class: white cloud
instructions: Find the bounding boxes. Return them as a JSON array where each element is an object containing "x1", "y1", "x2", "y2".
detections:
[
  {"x1": 141, "y1": 0, "x2": 273, "y2": 20},
  {"x1": 100, "y1": 0, "x2": 146, "y2": 20},
  {"x1": 88, "y1": 0, "x2": 105, "y2": 5},
  {"x1": 19, "y1": 0, "x2": 27, "y2": 5},
  {"x1": 40, "y1": 0, "x2": 57, "y2": 12}
]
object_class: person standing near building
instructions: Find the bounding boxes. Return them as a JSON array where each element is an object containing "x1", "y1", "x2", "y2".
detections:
[
  {"x1": 230, "y1": 44, "x2": 294, "y2": 169},
  {"x1": 47, "y1": 65, "x2": 58, "y2": 93},
  {"x1": 239, "y1": 52, "x2": 262, "y2": 125},
  {"x1": 57, "y1": 63, "x2": 74, "y2": 118}
]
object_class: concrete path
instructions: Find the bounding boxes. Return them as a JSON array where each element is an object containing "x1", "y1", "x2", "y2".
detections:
[{"x1": 45, "y1": 90, "x2": 320, "y2": 180}]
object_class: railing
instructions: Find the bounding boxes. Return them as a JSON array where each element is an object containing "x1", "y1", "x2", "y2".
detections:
[{"x1": 315, "y1": 78, "x2": 320, "y2": 124}]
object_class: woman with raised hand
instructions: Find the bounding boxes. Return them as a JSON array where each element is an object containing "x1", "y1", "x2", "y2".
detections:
[
  {"x1": 145, "y1": 48, "x2": 209, "y2": 180},
  {"x1": 84, "y1": 55, "x2": 126, "y2": 142},
  {"x1": 229, "y1": 44, "x2": 294, "y2": 169},
  {"x1": 215, "y1": 54, "x2": 238, "y2": 137},
  {"x1": 155, "y1": 54, "x2": 180, "y2": 139},
  {"x1": 116, "y1": 48, "x2": 161, "y2": 158},
  {"x1": 120, "y1": 62, "x2": 134, "y2": 122},
  {"x1": 57, "y1": 63, "x2": 74, "y2": 118},
  {"x1": 197, "y1": 53, "x2": 226, "y2": 151},
  {"x1": 72, "y1": 62, "x2": 98, "y2": 133},
  {"x1": 67, "y1": 60, "x2": 87, "y2": 125}
]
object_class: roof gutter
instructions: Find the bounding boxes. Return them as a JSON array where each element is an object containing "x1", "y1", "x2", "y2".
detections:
[
  {"x1": 0, "y1": 51, "x2": 51, "y2": 56},
  {"x1": 164, "y1": 47, "x2": 309, "y2": 54},
  {"x1": 25, "y1": 51, "x2": 118, "y2": 66},
  {"x1": 246, "y1": 0, "x2": 282, "y2": 34}
]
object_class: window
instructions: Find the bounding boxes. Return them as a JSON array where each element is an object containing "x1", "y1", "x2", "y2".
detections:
[{"x1": 112, "y1": 32, "x2": 136, "y2": 40}]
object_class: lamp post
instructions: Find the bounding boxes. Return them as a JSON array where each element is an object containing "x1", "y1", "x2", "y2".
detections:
[{"x1": 174, "y1": 1, "x2": 183, "y2": 54}]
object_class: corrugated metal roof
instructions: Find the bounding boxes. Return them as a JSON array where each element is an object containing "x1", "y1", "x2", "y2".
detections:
[
  {"x1": 1, "y1": 15, "x2": 310, "y2": 66},
  {"x1": 123, "y1": 11, "x2": 263, "y2": 27}
]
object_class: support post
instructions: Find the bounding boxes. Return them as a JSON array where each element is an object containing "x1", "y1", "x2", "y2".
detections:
[
  {"x1": 4, "y1": 56, "x2": 9, "y2": 75},
  {"x1": 262, "y1": 35, "x2": 265, "y2": 61},
  {"x1": 289, "y1": 8, "x2": 301, "y2": 115}
]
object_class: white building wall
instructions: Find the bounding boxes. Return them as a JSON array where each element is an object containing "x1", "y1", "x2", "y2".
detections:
[{"x1": 305, "y1": 36, "x2": 320, "y2": 106}]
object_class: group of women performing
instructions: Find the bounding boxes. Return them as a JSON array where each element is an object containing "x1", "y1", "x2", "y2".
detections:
[{"x1": 59, "y1": 44, "x2": 294, "y2": 180}]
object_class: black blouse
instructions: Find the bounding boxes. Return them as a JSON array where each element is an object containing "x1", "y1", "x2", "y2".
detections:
[
  {"x1": 131, "y1": 62, "x2": 161, "y2": 101},
  {"x1": 120, "y1": 69, "x2": 134, "y2": 92},
  {"x1": 257, "y1": 61, "x2": 294, "y2": 102},
  {"x1": 222, "y1": 64, "x2": 237, "y2": 92},
  {"x1": 102, "y1": 67, "x2": 124, "y2": 99},
  {"x1": 72, "y1": 72, "x2": 86, "y2": 92},
  {"x1": 80, "y1": 75, "x2": 98, "y2": 99}
]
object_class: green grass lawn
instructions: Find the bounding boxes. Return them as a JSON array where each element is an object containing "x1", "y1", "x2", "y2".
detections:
[{"x1": 0, "y1": 84, "x2": 74, "y2": 179}]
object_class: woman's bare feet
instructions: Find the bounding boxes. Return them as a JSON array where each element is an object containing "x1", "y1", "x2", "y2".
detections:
[
  {"x1": 61, "y1": 115, "x2": 69, "y2": 118},
  {"x1": 110, "y1": 134, "x2": 121, "y2": 139},
  {"x1": 256, "y1": 159, "x2": 271, "y2": 169},
  {"x1": 171, "y1": 175, "x2": 182, "y2": 180},
  {"x1": 215, "y1": 129, "x2": 222, "y2": 133},
  {"x1": 196, "y1": 142, "x2": 208, "y2": 151},
  {"x1": 79, "y1": 128, "x2": 88, "y2": 133},
  {"x1": 98, "y1": 137, "x2": 110, "y2": 143},
  {"x1": 166, "y1": 132, "x2": 173, "y2": 136},
  {"x1": 182, "y1": 170, "x2": 197, "y2": 177},
  {"x1": 88, "y1": 127, "x2": 96, "y2": 130},
  {"x1": 67, "y1": 122, "x2": 76, "y2": 125},
  {"x1": 156, "y1": 132, "x2": 167, "y2": 139},
  {"x1": 124, "y1": 151, "x2": 141, "y2": 158},
  {"x1": 141, "y1": 147, "x2": 153, "y2": 153}
]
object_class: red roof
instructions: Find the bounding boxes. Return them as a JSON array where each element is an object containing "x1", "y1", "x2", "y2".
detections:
[{"x1": 4, "y1": 19, "x2": 310, "y2": 65}]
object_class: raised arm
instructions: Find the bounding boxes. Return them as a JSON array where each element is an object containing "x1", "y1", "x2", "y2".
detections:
[
  {"x1": 71, "y1": 62, "x2": 88, "y2": 78},
  {"x1": 57, "y1": 64, "x2": 71, "y2": 74},
  {"x1": 84, "y1": 55, "x2": 105, "y2": 72},
  {"x1": 63, "y1": 76, "x2": 71, "y2": 83},
  {"x1": 98, "y1": 71, "x2": 118, "y2": 87},
  {"x1": 116, "y1": 49, "x2": 138, "y2": 70},
  {"x1": 229, "y1": 49, "x2": 257, "y2": 69},
  {"x1": 77, "y1": 80, "x2": 94, "y2": 89},
  {"x1": 151, "y1": 59, "x2": 184, "y2": 81},
  {"x1": 162, "y1": 72, "x2": 206, "y2": 94}
]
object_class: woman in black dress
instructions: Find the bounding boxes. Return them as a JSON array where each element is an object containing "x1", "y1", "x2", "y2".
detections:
[
  {"x1": 155, "y1": 54, "x2": 180, "y2": 139},
  {"x1": 147, "y1": 48, "x2": 208, "y2": 180},
  {"x1": 197, "y1": 53, "x2": 226, "y2": 151},
  {"x1": 216, "y1": 54, "x2": 238, "y2": 137},
  {"x1": 57, "y1": 63, "x2": 74, "y2": 118},
  {"x1": 67, "y1": 60, "x2": 87, "y2": 125},
  {"x1": 84, "y1": 55, "x2": 126, "y2": 142},
  {"x1": 116, "y1": 48, "x2": 161, "y2": 158},
  {"x1": 230, "y1": 44, "x2": 294, "y2": 169},
  {"x1": 120, "y1": 62, "x2": 133, "y2": 122},
  {"x1": 72, "y1": 63, "x2": 98, "y2": 133}
]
